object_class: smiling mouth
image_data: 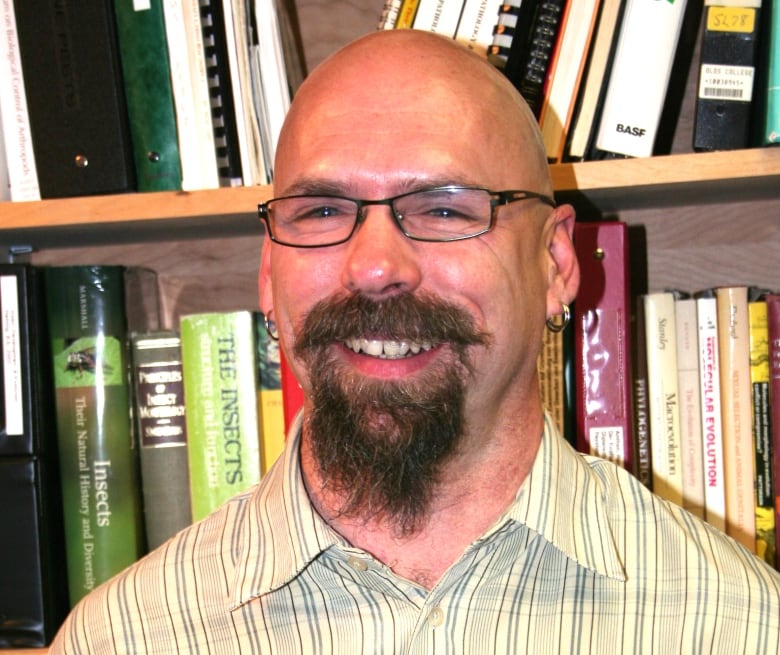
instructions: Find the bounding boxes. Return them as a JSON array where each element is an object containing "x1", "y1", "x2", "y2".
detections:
[{"x1": 343, "y1": 338, "x2": 435, "y2": 359}]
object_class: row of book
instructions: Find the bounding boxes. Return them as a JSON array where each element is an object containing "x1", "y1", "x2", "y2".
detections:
[
  {"x1": 548, "y1": 221, "x2": 780, "y2": 572},
  {"x1": 0, "y1": 0, "x2": 302, "y2": 202},
  {"x1": 0, "y1": 263, "x2": 287, "y2": 648},
  {"x1": 379, "y1": 0, "x2": 780, "y2": 162}
]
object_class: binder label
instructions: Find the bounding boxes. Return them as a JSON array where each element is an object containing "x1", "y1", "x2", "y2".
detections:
[
  {"x1": 706, "y1": 6, "x2": 757, "y2": 34},
  {"x1": 698, "y1": 64, "x2": 755, "y2": 102}
]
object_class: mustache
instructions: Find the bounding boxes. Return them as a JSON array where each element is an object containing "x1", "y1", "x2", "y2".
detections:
[{"x1": 293, "y1": 292, "x2": 490, "y2": 356}]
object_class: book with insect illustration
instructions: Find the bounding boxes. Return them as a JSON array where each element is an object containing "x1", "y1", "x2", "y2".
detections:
[{"x1": 44, "y1": 265, "x2": 144, "y2": 607}]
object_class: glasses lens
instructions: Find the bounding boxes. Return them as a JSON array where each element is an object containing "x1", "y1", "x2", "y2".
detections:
[
  {"x1": 394, "y1": 188, "x2": 491, "y2": 240},
  {"x1": 268, "y1": 196, "x2": 359, "y2": 246}
]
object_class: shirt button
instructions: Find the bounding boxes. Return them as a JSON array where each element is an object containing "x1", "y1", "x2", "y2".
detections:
[
  {"x1": 428, "y1": 607, "x2": 444, "y2": 627},
  {"x1": 347, "y1": 556, "x2": 368, "y2": 572}
]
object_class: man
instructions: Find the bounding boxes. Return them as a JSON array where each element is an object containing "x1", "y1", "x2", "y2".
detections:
[{"x1": 51, "y1": 29, "x2": 780, "y2": 654}]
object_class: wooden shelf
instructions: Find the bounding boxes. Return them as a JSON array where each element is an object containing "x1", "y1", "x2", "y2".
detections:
[{"x1": 1, "y1": 148, "x2": 778, "y2": 251}]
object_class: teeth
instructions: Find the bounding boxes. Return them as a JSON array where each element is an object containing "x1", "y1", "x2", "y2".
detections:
[{"x1": 345, "y1": 338, "x2": 434, "y2": 359}]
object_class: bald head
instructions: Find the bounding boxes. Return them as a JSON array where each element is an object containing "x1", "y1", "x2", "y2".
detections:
[{"x1": 274, "y1": 30, "x2": 551, "y2": 197}]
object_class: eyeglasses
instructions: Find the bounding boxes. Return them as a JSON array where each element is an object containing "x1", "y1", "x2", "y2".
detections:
[{"x1": 257, "y1": 185, "x2": 556, "y2": 248}]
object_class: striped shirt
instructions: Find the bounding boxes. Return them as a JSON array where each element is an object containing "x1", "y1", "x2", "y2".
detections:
[{"x1": 51, "y1": 413, "x2": 780, "y2": 654}]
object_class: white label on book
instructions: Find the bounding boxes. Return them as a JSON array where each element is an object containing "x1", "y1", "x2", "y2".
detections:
[
  {"x1": 1, "y1": 274, "x2": 23, "y2": 436},
  {"x1": 133, "y1": 0, "x2": 151, "y2": 10},
  {"x1": 698, "y1": 64, "x2": 755, "y2": 103},
  {"x1": 588, "y1": 426, "x2": 625, "y2": 467}
]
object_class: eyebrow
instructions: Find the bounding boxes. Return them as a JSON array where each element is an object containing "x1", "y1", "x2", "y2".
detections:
[{"x1": 277, "y1": 175, "x2": 484, "y2": 198}]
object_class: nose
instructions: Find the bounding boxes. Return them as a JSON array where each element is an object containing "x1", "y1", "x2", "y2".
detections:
[{"x1": 340, "y1": 204, "x2": 422, "y2": 297}]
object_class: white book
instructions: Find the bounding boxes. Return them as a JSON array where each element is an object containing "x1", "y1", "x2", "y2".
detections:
[
  {"x1": 594, "y1": 0, "x2": 688, "y2": 158},
  {"x1": 0, "y1": 0, "x2": 40, "y2": 201},
  {"x1": 222, "y1": 0, "x2": 267, "y2": 186},
  {"x1": 455, "y1": 0, "x2": 503, "y2": 57},
  {"x1": 538, "y1": 0, "x2": 601, "y2": 162},
  {"x1": 413, "y1": 0, "x2": 466, "y2": 37},
  {"x1": 643, "y1": 292, "x2": 684, "y2": 506},
  {"x1": 162, "y1": 0, "x2": 220, "y2": 190},
  {"x1": 250, "y1": 0, "x2": 293, "y2": 176},
  {"x1": 696, "y1": 294, "x2": 726, "y2": 532},
  {"x1": 675, "y1": 296, "x2": 705, "y2": 519}
]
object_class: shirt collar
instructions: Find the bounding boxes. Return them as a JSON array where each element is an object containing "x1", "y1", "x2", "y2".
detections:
[{"x1": 231, "y1": 410, "x2": 626, "y2": 607}]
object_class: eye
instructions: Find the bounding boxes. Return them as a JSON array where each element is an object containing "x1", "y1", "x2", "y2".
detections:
[{"x1": 286, "y1": 198, "x2": 354, "y2": 222}]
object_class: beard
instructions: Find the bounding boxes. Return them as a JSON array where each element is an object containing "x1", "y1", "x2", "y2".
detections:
[{"x1": 293, "y1": 292, "x2": 489, "y2": 537}]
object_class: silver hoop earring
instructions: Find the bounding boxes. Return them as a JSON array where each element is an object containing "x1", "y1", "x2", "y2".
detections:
[
  {"x1": 545, "y1": 304, "x2": 570, "y2": 333},
  {"x1": 264, "y1": 312, "x2": 279, "y2": 341}
]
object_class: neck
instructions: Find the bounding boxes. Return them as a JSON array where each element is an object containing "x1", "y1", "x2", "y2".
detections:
[{"x1": 300, "y1": 407, "x2": 544, "y2": 589}]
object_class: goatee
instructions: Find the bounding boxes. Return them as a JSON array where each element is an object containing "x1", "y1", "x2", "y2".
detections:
[{"x1": 294, "y1": 292, "x2": 489, "y2": 537}]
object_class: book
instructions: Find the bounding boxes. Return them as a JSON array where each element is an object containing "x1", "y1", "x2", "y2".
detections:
[
  {"x1": 281, "y1": 348, "x2": 304, "y2": 432},
  {"x1": 573, "y1": 221, "x2": 635, "y2": 472},
  {"x1": 396, "y1": 0, "x2": 422, "y2": 28},
  {"x1": 378, "y1": 0, "x2": 403, "y2": 28},
  {"x1": 564, "y1": 0, "x2": 625, "y2": 161},
  {"x1": 161, "y1": 0, "x2": 220, "y2": 191},
  {"x1": 696, "y1": 290, "x2": 726, "y2": 532},
  {"x1": 760, "y1": 0, "x2": 780, "y2": 144},
  {"x1": 455, "y1": 0, "x2": 504, "y2": 55},
  {"x1": 113, "y1": 0, "x2": 183, "y2": 192},
  {"x1": 593, "y1": 0, "x2": 690, "y2": 158},
  {"x1": 513, "y1": 0, "x2": 567, "y2": 118},
  {"x1": 255, "y1": 314, "x2": 285, "y2": 473},
  {"x1": 643, "y1": 291, "x2": 683, "y2": 506},
  {"x1": 12, "y1": 0, "x2": 136, "y2": 198},
  {"x1": 632, "y1": 296, "x2": 652, "y2": 489},
  {"x1": 674, "y1": 294, "x2": 705, "y2": 519},
  {"x1": 412, "y1": 0, "x2": 467, "y2": 37},
  {"x1": 767, "y1": 294, "x2": 780, "y2": 565},
  {"x1": 693, "y1": 0, "x2": 762, "y2": 151},
  {"x1": 0, "y1": 0, "x2": 40, "y2": 201},
  {"x1": 748, "y1": 293, "x2": 775, "y2": 567},
  {"x1": 130, "y1": 331, "x2": 191, "y2": 550},
  {"x1": 180, "y1": 311, "x2": 262, "y2": 522},
  {"x1": 44, "y1": 265, "x2": 144, "y2": 607},
  {"x1": 537, "y1": 318, "x2": 571, "y2": 438},
  {"x1": 716, "y1": 285, "x2": 756, "y2": 551},
  {"x1": 487, "y1": 1, "x2": 540, "y2": 75},
  {"x1": 537, "y1": 0, "x2": 600, "y2": 163},
  {"x1": 200, "y1": 0, "x2": 244, "y2": 186},
  {"x1": 0, "y1": 264, "x2": 68, "y2": 647}
]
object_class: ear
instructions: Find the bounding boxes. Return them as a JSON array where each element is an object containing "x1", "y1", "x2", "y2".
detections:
[
  {"x1": 258, "y1": 238, "x2": 274, "y2": 316},
  {"x1": 545, "y1": 203, "x2": 579, "y2": 319}
]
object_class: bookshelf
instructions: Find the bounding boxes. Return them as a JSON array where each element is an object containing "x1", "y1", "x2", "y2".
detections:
[{"x1": 2, "y1": 1, "x2": 780, "y2": 651}]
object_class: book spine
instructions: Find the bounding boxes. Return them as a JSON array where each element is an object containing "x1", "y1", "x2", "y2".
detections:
[
  {"x1": 396, "y1": 0, "x2": 422, "y2": 28},
  {"x1": 538, "y1": 0, "x2": 600, "y2": 162},
  {"x1": 455, "y1": 0, "x2": 504, "y2": 56},
  {"x1": 131, "y1": 331, "x2": 191, "y2": 550},
  {"x1": 693, "y1": 0, "x2": 762, "y2": 151},
  {"x1": 113, "y1": 0, "x2": 183, "y2": 192},
  {"x1": 44, "y1": 265, "x2": 144, "y2": 607},
  {"x1": 200, "y1": 0, "x2": 244, "y2": 185},
  {"x1": 0, "y1": 0, "x2": 40, "y2": 201},
  {"x1": 162, "y1": 0, "x2": 220, "y2": 190},
  {"x1": 643, "y1": 292, "x2": 684, "y2": 505},
  {"x1": 696, "y1": 293, "x2": 727, "y2": 531},
  {"x1": 0, "y1": 264, "x2": 68, "y2": 646},
  {"x1": 412, "y1": 0, "x2": 467, "y2": 37},
  {"x1": 761, "y1": 0, "x2": 780, "y2": 144},
  {"x1": 255, "y1": 314, "x2": 285, "y2": 473},
  {"x1": 378, "y1": 0, "x2": 403, "y2": 29},
  {"x1": 516, "y1": 0, "x2": 565, "y2": 117},
  {"x1": 573, "y1": 221, "x2": 635, "y2": 471},
  {"x1": 594, "y1": 0, "x2": 689, "y2": 158},
  {"x1": 716, "y1": 286, "x2": 756, "y2": 551},
  {"x1": 537, "y1": 320, "x2": 567, "y2": 437},
  {"x1": 13, "y1": 0, "x2": 136, "y2": 198},
  {"x1": 180, "y1": 311, "x2": 261, "y2": 522},
  {"x1": 767, "y1": 294, "x2": 780, "y2": 566},
  {"x1": 632, "y1": 297, "x2": 652, "y2": 488},
  {"x1": 488, "y1": 1, "x2": 540, "y2": 73},
  {"x1": 675, "y1": 295, "x2": 705, "y2": 519},
  {"x1": 748, "y1": 297, "x2": 775, "y2": 567}
]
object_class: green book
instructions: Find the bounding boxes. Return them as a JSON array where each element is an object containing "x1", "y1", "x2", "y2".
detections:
[
  {"x1": 44, "y1": 266, "x2": 144, "y2": 607},
  {"x1": 113, "y1": 0, "x2": 182, "y2": 191},
  {"x1": 180, "y1": 311, "x2": 262, "y2": 522}
]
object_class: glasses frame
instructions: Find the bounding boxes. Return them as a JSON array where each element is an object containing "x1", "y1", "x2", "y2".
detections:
[{"x1": 257, "y1": 185, "x2": 556, "y2": 248}]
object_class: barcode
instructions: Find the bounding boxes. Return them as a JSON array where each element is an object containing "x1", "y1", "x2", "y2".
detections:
[{"x1": 703, "y1": 87, "x2": 745, "y2": 99}]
